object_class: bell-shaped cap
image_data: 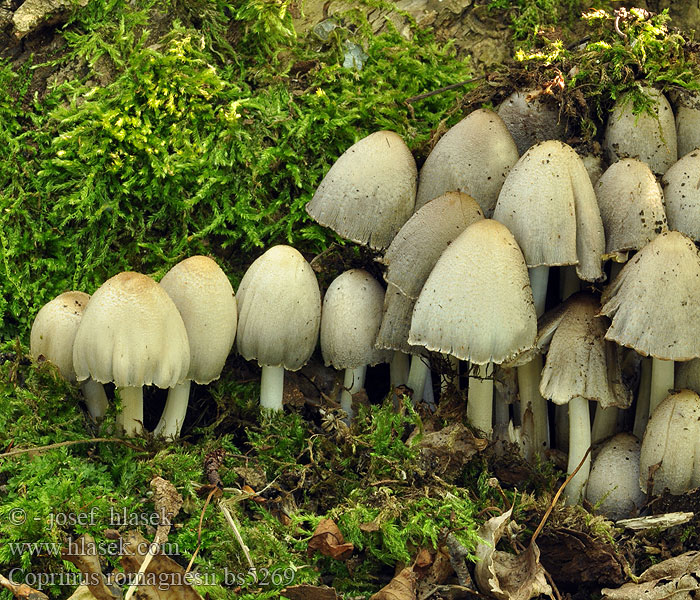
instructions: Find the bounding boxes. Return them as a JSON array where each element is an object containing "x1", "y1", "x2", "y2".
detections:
[
  {"x1": 604, "y1": 86, "x2": 677, "y2": 175},
  {"x1": 493, "y1": 140, "x2": 605, "y2": 281},
  {"x1": 600, "y1": 231, "x2": 700, "y2": 361},
  {"x1": 672, "y1": 90, "x2": 700, "y2": 158},
  {"x1": 408, "y1": 219, "x2": 536, "y2": 365},
  {"x1": 160, "y1": 256, "x2": 237, "y2": 384},
  {"x1": 375, "y1": 283, "x2": 423, "y2": 356},
  {"x1": 381, "y1": 192, "x2": 484, "y2": 298},
  {"x1": 586, "y1": 433, "x2": 645, "y2": 520},
  {"x1": 537, "y1": 293, "x2": 630, "y2": 408},
  {"x1": 497, "y1": 88, "x2": 567, "y2": 155},
  {"x1": 30, "y1": 291, "x2": 90, "y2": 383},
  {"x1": 73, "y1": 272, "x2": 190, "y2": 388},
  {"x1": 639, "y1": 389, "x2": 700, "y2": 495},
  {"x1": 321, "y1": 269, "x2": 389, "y2": 369},
  {"x1": 595, "y1": 158, "x2": 667, "y2": 262},
  {"x1": 236, "y1": 245, "x2": 321, "y2": 371},
  {"x1": 662, "y1": 151, "x2": 700, "y2": 242},
  {"x1": 306, "y1": 131, "x2": 417, "y2": 250},
  {"x1": 415, "y1": 109, "x2": 519, "y2": 216}
]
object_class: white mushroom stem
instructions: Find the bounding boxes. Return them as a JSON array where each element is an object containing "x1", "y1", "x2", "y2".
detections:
[
  {"x1": 591, "y1": 405, "x2": 617, "y2": 444},
  {"x1": 340, "y1": 365, "x2": 366, "y2": 419},
  {"x1": 517, "y1": 266, "x2": 550, "y2": 456},
  {"x1": 564, "y1": 395, "x2": 591, "y2": 504},
  {"x1": 407, "y1": 355, "x2": 430, "y2": 403},
  {"x1": 390, "y1": 352, "x2": 410, "y2": 388},
  {"x1": 467, "y1": 362, "x2": 493, "y2": 437},
  {"x1": 650, "y1": 358, "x2": 674, "y2": 415},
  {"x1": 154, "y1": 381, "x2": 191, "y2": 439},
  {"x1": 633, "y1": 357, "x2": 652, "y2": 439},
  {"x1": 118, "y1": 386, "x2": 144, "y2": 436},
  {"x1": 423, "y1": 370, "x2": 435, "y2": 407},
  {"x1": 260, "y1": 365, "x2": 285, "y2": 411},
  {"x1": 79, "y1": 379, "x2": 109, "y2": 420}
]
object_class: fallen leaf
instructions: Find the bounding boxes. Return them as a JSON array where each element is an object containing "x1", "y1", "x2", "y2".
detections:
[
  {"x1": 0, "y1": 573, "x2": 49, "y2": 600},
  {"x1": 639, "y1": 551, "x2": 700, "y2": 581},
  {"x1": 61, "y1": 534, "x2": 117, "y2": 600},
  {"x1": 474, "y1": 508, "x2": 553, "y2": 600},
  {"x1": 418, "y1": 424, "x2": 488, "y2": 480},
  {"x1": 602, "y1": 573, "x2": 700, "y2": 600},
  {"x1": 66, "y1": 586, "x2": 99, "y2": 600},
  {"x1": 414, "y1": 548, "x2": 433, "y2": 569},
  {"x1": 370, "y1": 567, "x2": 417, "y2": 600},
  {"x1": 281, "y1": 584, "x2": 339, "y2": 599},
  {"x1": 308, "y1": 519, "x2": 354, "y2": 560}
]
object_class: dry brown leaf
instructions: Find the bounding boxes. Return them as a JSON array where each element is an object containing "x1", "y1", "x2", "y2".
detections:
[
  {"x1": 0, "y1": 573, "x2": 49, "y2": 600},
  {"x1": 281, "y1": 584, "x2": 339, "y2": 599},
  {"x1": 119, "y1": 531, "x2": 204, "y2": 600},
  {"x1": 418, "y1": 424, "x2": 488, "y2": 479},
  {"x1": 602, "y1": 573, "x2": 700, "y2": 600},
  {"x1": 639, "y1": 551, "x2": 700, "y2": 582},
  {"x1": 66, "y1": 586, "x2": 100, "y2": 600},
  {"x1": 369, "y1": 567, "x2": 417, "y2": 600},
  {"x1": 61, "y1": 534, "x2": 117, "y2": 600},
  {"x1": 308, "y1": 518, "x2": 354, "y2": 560},
  {"x1": 414, "y1": 548, "x2": 433, "y2": 569},
  {"x1": 474, "y1": 508, "x2": 553, "y2": 600}
]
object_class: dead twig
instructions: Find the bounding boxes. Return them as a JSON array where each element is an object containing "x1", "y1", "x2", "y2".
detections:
[
  {"x1": 0, "y1": 573, "x2": 48, "y2": 600},
  {"x1": 220, "y1": 500, "x2": 256, "y2": 576},
  {"x1": 405, "y1": 77, "x2": 485, "y2": 104},
  {"x1": 0, "y1": 438, "x2": 147, "y2": 460}
]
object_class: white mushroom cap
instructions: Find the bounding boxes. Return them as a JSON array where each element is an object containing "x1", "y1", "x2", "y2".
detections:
[
  {"x1": 493, "y1": 140, "x2": 605, "y2": 281},
  {"x1": 159, "y1": 256, "x2": 237, "y2": 385},
  {"x1": 662, "y1": 150, "x2": 700, "y2": 242},
  {"x1": 321, "y1": 269, "x2": 389, "y2": 369},
  {"x1": 30, "y1": 291, "x2": 90, "y2": 383},
  {"x1": 73, "y1": 272, "x2": 190, "y2": 388},
  {"x1": 538, "y1": 293, "x2": 630, "y2": 409},
  {"x1": 676, "y1": 358, "x2": 700, "y2": 394},
  {"x1": 639, "y1": 389, "x2": 700, "y2": 495},
  {"x1": 497, "y1": 88, "x2": 567, "y2": 155},
  {"x1": 306, "y1": 131, "x2": 417, "y2": 250},
  {"x1": 600, "y1": 231, "x2": 700, "y2": 361},
  {"x1": 672, "y1": 91, "x2": 700, "y2": 158},
  {"x1": 236, "y1": 245, "x2": 321, "y2": 371},
  {"x1": 375, "y1": 282, "x2": 424, "y2": 356},
  {"x1": 604, "y1": 86, "x2": 677, "y2": 175},
  {"x1": 408, "y1": 219, "x2": 537, "y2": 365},
  {"x1": 382, "y1": 192, "x2": 484, "y2": 298},
  {"x1": 414, "y1": 109, "x2": 519, "y2": 216},
  {"x1": 586, "y1": 433, "x2": 645, "y2": 520},
  {"x1": 595, "y1": 158, "x2": 667, "y2": 262}
]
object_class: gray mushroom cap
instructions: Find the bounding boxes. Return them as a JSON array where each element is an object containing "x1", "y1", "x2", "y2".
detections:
[
  {"x1": 414, "y1": 109, "x2": 519, "y2": 216},
  {"x1": 73, "y1": 272, "x2": 190, "y2": 388},
  {"x1": 662, "y1": 150, "x2": 700, "y2": 242},
  {"x1": 381, "y1": 192, "x2": 484, "y2": 298},
  {"x1": 672, "y1": 90, "x2": 700, "y2": 158},
  {"x1": 537, "y1": 293, "x2": 630, "y2": 409},
  {"x1": 408, "y1": 219, "x2": 537, "y2": 365},
  {"x1": 604, "y1": 86, "x2": 677, "y2": 175},
  {"x1": 492, "y1": 140, "x2": 605, "y2": 281},
  {"x1": 497, "y1": 88, "x2": 567, "y2": 155},
  {"x1": 321, "y1": 269, "x2": 390, "y2": 369},
  {"x1": 639, "y1": 389, "x2": 700, "y2": 495},
  {"x1": 306, "y1": 131, "x2": 417, "y2": 250},
  {"x1": 586, "y1": 433, "x2": 645, "y2": 520},
  {"x1": 375, "y1": 282, "x2": 424, "y2": 356},
  {"x1": 236, "y1": 245, "x2": 321, "y2": 371},
  {"x1": 159, "y1": 255, "x2": 237, "y2": 385},
  {"x1": 600, "y1": 231, "x2": 700, "y2": 361},
  {"x1": 595, "y1": 158, "x2": 667, "y2": 262},
  {"x1": 30, "y1": 291, "x2": 90, "y2": 383}
]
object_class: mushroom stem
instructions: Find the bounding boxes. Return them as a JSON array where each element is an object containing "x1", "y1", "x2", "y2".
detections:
[
  {"x1": 80, "y1": 379, "x2": 109, "y2": 420},
  {"x1": 633, "y1": 357, "x2": 652, "y2": 438},
  {"x1": 260, "y1": 365, "x2": 285, "y2": 411},
  {"x1": 517, "y1": 355, "x2": 549, "y2": 456},
  {"x1": 341, "y1": 365, "x2": 366, "y2": 419},
  {"x1": 407, "y1": 355, "x2": 430, "y2": 403},
  {"x1": 118, "y1": 386, "x2": 143, "y2": 436},
  {"x1": 154, "y1": 381, "x2": 191, "y2": 438},
  {"x1": 609, "y1": 260, "x2": 624, "y2": 281},
  {"x1": 559, "y1": 266, "x2": 580, "y2": 300},
  {"x1": 390, "y1": 352, "x2": 410, "y2": 388},
  {"x1": 423, "y1": 370, "x2": 435, "y2": 408},
  {"x1": 650, "y1": 358, "x2": 674, "y2": 415},
  {"x1": 591, "y1": 405, "x2": 617, "y2": 444},
  {"x1": 467, "y1": 362, "x2": 493, "y2": 437},
  {"x1": 564, "y1": 395, "x2": 591, "y2": 504}
]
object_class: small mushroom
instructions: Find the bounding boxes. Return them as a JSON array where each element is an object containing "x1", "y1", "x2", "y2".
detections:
[
  {"x1": 30, "y1": 291, "x2": 109, "y2": 420},
  {"x1": 661, "y1": 150, "x2": 700, "y2": 242},
  {"x1": 236, "y1": 245, "x2": 321, "y2": 411},
  {"x1": 72, "y1": 272, "x2": 191, "y2": 436},
  {"x1": 156, "y1": 256, "x2": 237, "y2": 438},
  {"x1": 320, "y1": 269, "x2": 389, "y2": 418}
]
